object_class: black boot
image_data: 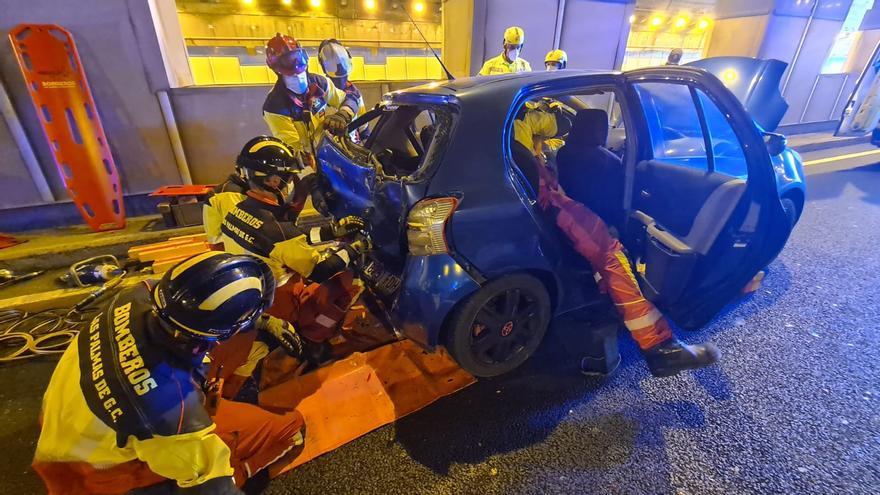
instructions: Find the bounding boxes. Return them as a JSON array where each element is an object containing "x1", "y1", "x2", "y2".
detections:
[{"x1": 642, "y1": 339, "x2": 719, "y2": 378}]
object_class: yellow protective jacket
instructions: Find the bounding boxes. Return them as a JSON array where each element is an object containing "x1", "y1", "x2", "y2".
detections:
[
  {"x1": 219, "y1": 193, "x2": 351, "y2": 286},
  {"x1": 34, "y1": 284, "x2": 236, "y2": 491},
  {"x1": 514, "y1": 109, "x2": 560, "y2": 154},
  {"x1": 203, "y1": 190, "x2": 247, "y2": 246},
  {"x1": 478, "y1": 53, "x2": 532, "y2": 75},
  {"x1": 263, "y1": 74, "x2": 361, "y2": 154}
]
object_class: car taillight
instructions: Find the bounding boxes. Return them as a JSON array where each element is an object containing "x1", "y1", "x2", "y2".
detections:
[{"x1": 406, "y1": 197, "x2": 458, "y2": 255}]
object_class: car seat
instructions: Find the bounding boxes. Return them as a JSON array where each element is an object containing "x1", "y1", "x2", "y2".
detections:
[{"x1": 556, "y1": 109, "x2": 625, "y2": 227}]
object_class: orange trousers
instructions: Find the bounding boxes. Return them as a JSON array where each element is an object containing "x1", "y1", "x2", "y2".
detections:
[
  {"x1": 32, "y1": 399, "x2": 304, "y2": 495},
  {"x1": 537, "y1": 162, "x2": 673, "y2": 350}
]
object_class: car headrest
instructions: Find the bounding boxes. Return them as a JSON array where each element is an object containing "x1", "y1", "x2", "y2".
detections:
[{"x1": 570, "y1": 109, "x2": 609, "y2": 147}]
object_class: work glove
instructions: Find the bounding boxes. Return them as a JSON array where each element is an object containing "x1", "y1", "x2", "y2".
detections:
[
  {"x1": 331, "y1": 215, "x2": 367, "y2": 239},
  {"x1": 258, "y1": 314, "x2": 305, "y2": 359},
  {"x1": 325, "y1": 109, "x2": 353, "y2": 136}
]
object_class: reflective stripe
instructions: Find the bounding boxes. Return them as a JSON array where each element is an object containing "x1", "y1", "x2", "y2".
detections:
[
  {"x1": 624, "y1": 308, "x2": 663, "y2": 331},
  {"x1": 315, "y1": 314, "x2": 336, "y2": 328},
  {"x1": 593, "y1": 272, "x2": 602, "y2": 284},
  {"x1": 614, "y1": 251, "x2": 640, "y2": 288},
  {"x1": 335, "y1": 248, "x2": 351, "y2": 265},
  {"x1": 310, "y1": 227, "x2": 322, "y2": 244},
  {"x1": 249, "y1": 140, "x2": 292, "y2": 156},
  {"x1": 613, "y1": 297, "x2": 648, "y2": 307},
  {"x1": 198, "y1": 277, "x2": 263, "y2": 310},
  {"x1": 169, "y1": 251, "x2": 224, "y2": 281}
]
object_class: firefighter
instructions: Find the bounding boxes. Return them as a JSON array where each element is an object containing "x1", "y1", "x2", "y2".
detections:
[
  {"x1": 211, "y1": 138, "x2": 369, "y2": 396},
  {"x1": 263, "y1": 33, "x2": 361, "y2": 158},
  {"x1": 513, "y1": 109, "x2": 719, "y2": 377},
  {"x1": 478, "y1": 26, "x2": 532, "y2": 75},
  {"x1": 318, "y1": 38, "x2": 373, "y2": 142},
  {"x1": 32, "y1": 252, "x2": 306, "y2": 494},
  {"x1": 545, "y1": 49, "x2": 567, "y2": 71},
  {"x1": 203, "y1": 136, "x2": 323, "y2": 248}
]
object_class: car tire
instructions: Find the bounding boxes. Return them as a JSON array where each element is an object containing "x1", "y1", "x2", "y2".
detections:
[
  {"x1": 781, "y1": 197, "x2": 798, "y2": 230},
  {"x1": 444, "y1": 273, "x2": 551, "y2": 377}
]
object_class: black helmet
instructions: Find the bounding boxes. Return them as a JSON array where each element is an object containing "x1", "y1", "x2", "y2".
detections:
[
  {"x1": 152, "y1": 252, "x2": 276, "y2": 343},
  {"x1": 237, "y1": 136, "x2": 299, "y2": 185}
]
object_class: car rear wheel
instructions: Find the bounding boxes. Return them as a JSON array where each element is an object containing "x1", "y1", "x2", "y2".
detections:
[
  {"x1": 781, "y1": 197, "x2": 798, "y2": 230},
  {"x1": 444, "y1": 274, "x2": 551, "y2": 377}
]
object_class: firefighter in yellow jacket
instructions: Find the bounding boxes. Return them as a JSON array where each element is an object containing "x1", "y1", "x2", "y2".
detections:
[
  {"x1": 203, "y1": 136, "x2": 320, "y2": 247},
  {"x1": 263, "y1": 33, "x2": 361, "y2": 157},
  {"x1": 32, "y1": 253, "x2": 306, "y2": 494},
  {"x1": 478, "y1": 26, "x2": 532, "y2": 75}
]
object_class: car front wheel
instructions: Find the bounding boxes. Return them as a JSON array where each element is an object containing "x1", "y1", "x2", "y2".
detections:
[{"x1": 444, "y1": 274, "x2": 551, "y2": 377}]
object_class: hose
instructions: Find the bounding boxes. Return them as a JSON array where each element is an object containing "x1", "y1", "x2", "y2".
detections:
[{"x1": 0, "y1": 272, "x2": 126, "y2": 363}]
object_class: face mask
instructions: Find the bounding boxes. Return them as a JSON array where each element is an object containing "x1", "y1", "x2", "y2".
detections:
[
  {"x1": 283, "y1": 72, "x2": 309, "y2": 94},
  {"x1": 504, "y1": 47, "x2": 521, "y2": 63}
]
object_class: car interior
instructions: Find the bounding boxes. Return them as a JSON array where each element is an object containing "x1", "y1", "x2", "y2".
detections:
[
  {"x1": 509, "y1": 82, "x2": 754, "y2": 306},
  {"x1": 362, "y1": 105, "x2": 442, "y2": 178}
]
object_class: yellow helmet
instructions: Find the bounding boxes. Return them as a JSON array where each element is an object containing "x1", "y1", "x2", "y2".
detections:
[
  {"x1": 503, "y1": 26, "x2": 525, "y2": 47},
  {"x1": 545, "y1": 49, "x2": 567, "y2": 70}
]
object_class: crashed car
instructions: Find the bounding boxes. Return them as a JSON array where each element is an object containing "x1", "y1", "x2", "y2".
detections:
[{"x1": 315, "y1": 59, "x2": 804, "y2": 377}]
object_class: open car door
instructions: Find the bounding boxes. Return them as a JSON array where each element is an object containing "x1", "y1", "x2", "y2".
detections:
[{"x1": 622, "y1": 66, "x2": 790, "y2": 329}]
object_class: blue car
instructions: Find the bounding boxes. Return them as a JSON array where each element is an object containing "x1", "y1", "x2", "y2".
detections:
[{"x1": 316, "y1": 59, "x2": 804, "y2": 377}]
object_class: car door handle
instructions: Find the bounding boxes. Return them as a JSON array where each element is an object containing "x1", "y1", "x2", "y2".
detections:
[{"x1": 640, "y1": 190, "x2": 651, "y2": 200}]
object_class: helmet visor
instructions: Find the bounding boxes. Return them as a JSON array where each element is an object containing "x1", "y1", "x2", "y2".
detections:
[{"x1": 270, "y1": 48, "x2": 309, "y2": 76}]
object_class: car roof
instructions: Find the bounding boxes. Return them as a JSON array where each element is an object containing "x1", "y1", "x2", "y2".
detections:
[{"x1": 388, "y1": 69, "x2": 618, "y2": 103}]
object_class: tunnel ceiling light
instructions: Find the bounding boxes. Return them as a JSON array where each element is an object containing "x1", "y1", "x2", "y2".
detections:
[
  {"x1": 241, "y1": 0, "x2": 254, "y2": 5},
  {"x1": 721, "y1": 68, "x2": 738, "y2": 86},
  {"x1": 629, "y1": 14, "x2": 636, "y2": 24},
  {"x1": 281, "y1": 0, "x2": 292, "y2": 5},
  {"x1": 413, "y1": 1, "x2": 425, "y2": 13},
  {"x1": 310, "y1": 0, "x2": 322, "y2": 8},
  {"x1": 364, "y1": 0, "x2": 377, "y2": 10},
  {"x1": 697, "y1": 18, "x2": 711, "y2": 30},
  {"x1": 650, "y1": 15, "x2": 665, "y2": 27},
  {"x1": 674, "y1": 16, "x2": 689, "y2": 29}
]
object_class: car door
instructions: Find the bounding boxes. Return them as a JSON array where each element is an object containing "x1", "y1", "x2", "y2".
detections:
[{"x1": 623, "y1": 67, "x2": 790, "y2": 329}]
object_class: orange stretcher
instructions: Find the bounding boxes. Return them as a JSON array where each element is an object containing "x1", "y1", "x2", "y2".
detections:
[{"x1": 8, "y1": 24, "x2": 124, "y2": 232}]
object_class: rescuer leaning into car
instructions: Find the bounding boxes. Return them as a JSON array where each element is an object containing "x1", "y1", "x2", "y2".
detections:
[
  {"x1": 32, "y1": 253, "x2": 305, "y2": 494},
  {"x1": 206, "y1": 137, "x2": 368, "y2": 397},
  {"x1": 513, "y1": 106, "x2": 719, "y2": 377},
  {"x1": 263, "y1": 34, "x2": 360, "y2": 160}
]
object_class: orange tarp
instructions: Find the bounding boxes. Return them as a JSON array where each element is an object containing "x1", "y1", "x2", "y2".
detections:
[{"x1": 258, "y1": 340, "x2": 475, "y2": 473}]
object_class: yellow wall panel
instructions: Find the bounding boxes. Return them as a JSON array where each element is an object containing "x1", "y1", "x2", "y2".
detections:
[
  {"x1": 405, "y1": 57, "x2": 427, "y2": 80},
  {"x1": 426, "y1": 57, "x2": 443, "y2": 80},
  {"x1": 210, "y1": 57, "x2": 243, "y2": 84},
  {"x1": 241, "y1": 65, "x2": 270, "y2": 84},
  {"x1": 363, "y1": 64, "x2": 386, "y2": 81},
  {"x1": 350, "y1": 56, "x2": 366, "y2": 81},
  {"x1": 190, "y1": 57, "x2": 214, "y2": 85},
  {"x1": 386, "y1": 56, "x2": 407, "y2": 80}
]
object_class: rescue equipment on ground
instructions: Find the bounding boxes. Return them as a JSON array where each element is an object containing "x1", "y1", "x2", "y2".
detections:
[
  {"x1": 0, "y1": 269, "x2": 44, "y2": 288},
  {"x1": 58, "y1": 255, "x2": 122, "y2": 287},
  {"x1": 0, "y1": 273, "x2": 125, "y2": 363},
  {"x1": 8, "y1": 25, "x2": 125, "y2": 232}
]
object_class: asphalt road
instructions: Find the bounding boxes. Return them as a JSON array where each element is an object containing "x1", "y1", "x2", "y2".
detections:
[{"x1": 2, "y1": 162, "x2": 878, "y2": 494}]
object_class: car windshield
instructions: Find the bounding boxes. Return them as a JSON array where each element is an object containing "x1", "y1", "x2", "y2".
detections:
[{"x1": 352, "y1": 102, "x2": 455, "y2": 179}]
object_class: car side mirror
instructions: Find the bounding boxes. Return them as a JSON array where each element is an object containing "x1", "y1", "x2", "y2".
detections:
[{"x1": 764, "y1": 132, "x2": 787, "y2": 157}]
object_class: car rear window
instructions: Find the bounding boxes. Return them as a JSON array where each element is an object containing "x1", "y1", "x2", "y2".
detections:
[{"x1": 365, "y1": 103, "x2": 455, "y2": 179}]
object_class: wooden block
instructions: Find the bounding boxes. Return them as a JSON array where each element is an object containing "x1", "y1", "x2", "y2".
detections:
[
  {"x1": 128, "y1": 239, "x2": 193, "y2": 259},
  {"x1": 152, "y1": 253, "x2": 201, "y2": 274},
  {"x1": 138, "y1": 242, "x2": 210, "y2": 263},
  {"x1": 168, "y1": 233, "x2": 207, "y2": 243}
]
